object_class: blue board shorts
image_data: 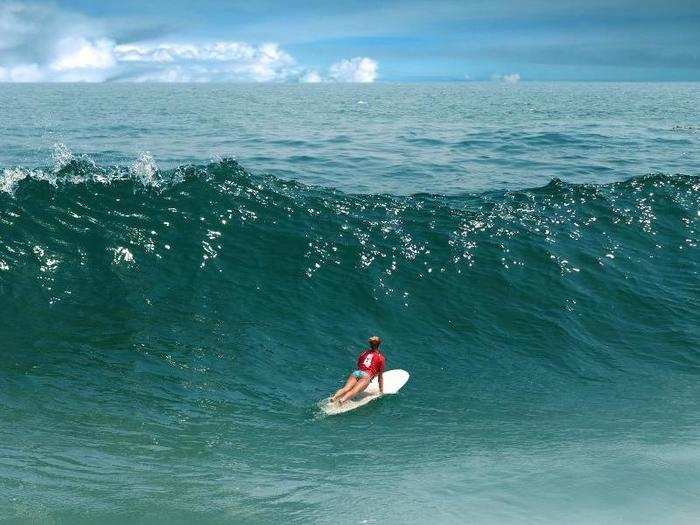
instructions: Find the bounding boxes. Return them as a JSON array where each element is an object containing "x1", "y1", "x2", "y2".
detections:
[{"x1": 352, "y1": 370, "x2": 369, "y2": 379}]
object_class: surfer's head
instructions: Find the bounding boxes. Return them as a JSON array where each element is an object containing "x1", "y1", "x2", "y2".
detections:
[{"x1": 368, "y1": 336, "x2": 382, "y2": 349}]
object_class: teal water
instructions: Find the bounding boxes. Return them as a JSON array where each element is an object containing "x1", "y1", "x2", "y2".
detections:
[{"x1": 1, "y1": 83, "x2": 699, "y2": 524}]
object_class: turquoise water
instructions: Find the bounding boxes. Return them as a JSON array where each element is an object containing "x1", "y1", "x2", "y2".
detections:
[{"x1": 1, "y1": 83, "x2": 699, "y2": 524}]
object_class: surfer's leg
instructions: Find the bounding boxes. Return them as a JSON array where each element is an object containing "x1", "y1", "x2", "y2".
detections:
[
  {"x1": 339, "y1": 376, "x2": 371, "y2": 403},
  {"x1": 331, "y1": 375, "x2": 357, "y2": 402}
]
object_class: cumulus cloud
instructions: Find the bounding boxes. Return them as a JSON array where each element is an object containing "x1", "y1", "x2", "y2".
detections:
[
  {"x1": 113, "y1": 41, "x2": 298, "y2": 82},
  {"x1": 0, "y1": 2, "x2": 379, "y2": 83},
  {"x1": 492, "y1": 72, "x2": 521, "y2": 83},
  {"x1": 0, "y1": 2, "x2": 115, "y2": 81},
  {"x1": 328, "y1": 57, "x2": 378, "y2": 83},
  {"x1": 301, "y1": 70, "x2": 323, "y2": 83},
  {"x1": 51, "y1": 38, "x2": 116, "y2": 71},
  {"x1": 0, "y1": 63, "x2": 43, "y2": 82}
]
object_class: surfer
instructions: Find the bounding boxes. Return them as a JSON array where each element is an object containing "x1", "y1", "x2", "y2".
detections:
[{"x1": 330, "y1": 336, "x2": 385, "y2": 404}]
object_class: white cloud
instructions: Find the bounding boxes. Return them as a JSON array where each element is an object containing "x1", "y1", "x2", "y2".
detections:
[
  {"x1": 115, "y1": 41, "x2": 286, "y2": 65},
  {"x1": 492, "y1": 72, "x2": 521, "y2": 83},
  {"x1": 301, "y1": 70, "x2": 322, "y2": 83},
  {"x1": 113, "y1": 41, "x2": 298, "y2": 82},
  {"x1": 51, "y1": 37, "x2": 116, "y2": 72},
  {"x1": 328, "y1": 57, "x2": 378, "y2": 82},
  {"x1": 0, "y1": 2, "x2": 113, "y2": 82},
  {"x1": 3, "y1": 63, "x2": 43, "y2": 82},
  {"x1": 0, "y1": 35, "x2": 117, "y2": 82},
  {"x1": 0, "y1": 2, "x2": 378, "y2": 83},
  {"x1": 120, "y1": 66, "x2": 189, "y2": 83}
]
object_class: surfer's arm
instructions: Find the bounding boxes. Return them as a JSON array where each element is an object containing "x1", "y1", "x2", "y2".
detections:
[{"x1": 378, "y1": 371, "x2": 384, "y2": 394}]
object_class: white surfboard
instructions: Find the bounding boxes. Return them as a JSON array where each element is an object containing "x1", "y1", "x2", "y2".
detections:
[{"x1": 321, "y1": 369, "x2": 410, "y2": 416}]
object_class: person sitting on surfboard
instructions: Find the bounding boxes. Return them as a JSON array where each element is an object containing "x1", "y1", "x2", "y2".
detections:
[{"x1": 330, "y1": 336, "x2": 385, "y2": 404}]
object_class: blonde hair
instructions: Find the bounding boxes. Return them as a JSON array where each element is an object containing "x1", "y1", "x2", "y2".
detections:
[{"x1": 368, "y1": 336, "x2": 382, "y2": 347}]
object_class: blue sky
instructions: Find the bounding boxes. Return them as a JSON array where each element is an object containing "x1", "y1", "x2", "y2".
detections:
[{"x1": 0, "y1": 0, "x2": 698, "y2": 82}]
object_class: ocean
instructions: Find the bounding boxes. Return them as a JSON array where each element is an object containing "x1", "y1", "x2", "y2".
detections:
[{"x1": 1, "y1": 82, "x2": 698, "y2": 524}]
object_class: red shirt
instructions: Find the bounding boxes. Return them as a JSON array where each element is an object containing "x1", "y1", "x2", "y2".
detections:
[{"x1": 357, "y1": 350, "x2": 385, "y2": 378}]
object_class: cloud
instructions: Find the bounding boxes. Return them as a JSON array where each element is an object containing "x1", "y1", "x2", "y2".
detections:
[
  {"x1": 113, "y1": 41, "x2": 298, "y2": 82},
  {"x1": 0, "y1": 2, "x2": 114, "y2": 81},
  {"x1": 301, "y1": 70, "x2": 323, "y2": 83},
  {"x1": 328, "y1": 57, "x2": 378, "y2": 83},
  {"x1": 115, "y1": 42, "x2": 289, "y2": 64},
  {"x1": 301, "y1": 58, "x2": 379, "y2": 83},
  {"x1": 0, "y1": 2, "x2": 378, "y2": 83},
  {"x1": 491, "y1": 72, "x2": 521, "y2": 83},
  {"x1": 0, "y1": 63, "x2": 43, "y2": 82},
  {"x1": 51, "y1": 37, "x2": 116, "y2": 72},
  {"x1": 0, "y1": 3, "x2": 104, "y2": 61}
]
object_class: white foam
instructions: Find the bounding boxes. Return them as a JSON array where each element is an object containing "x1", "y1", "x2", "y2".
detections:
[
  {"x1": 0, "y1": 168, "x2": 29, "y2": 195},
  {"x1": 130, "y1": 151, "x2": 159, "y2": 187},
  {"x1": 112, "y1": 246, "x2": 135, "y2": 264},
  {"x1": 51, "y1": 143, "x2": 74, "y2": 171}
]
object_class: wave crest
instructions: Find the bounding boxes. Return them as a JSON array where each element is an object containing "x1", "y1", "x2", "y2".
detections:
[{"x1": 1, "y1": 154, "x2": 698, "y2": 374}]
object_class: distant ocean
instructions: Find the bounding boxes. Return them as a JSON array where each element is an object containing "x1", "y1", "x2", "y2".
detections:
[{"x1": 1, "y1": 83, "x2": 698, "y2": 524}]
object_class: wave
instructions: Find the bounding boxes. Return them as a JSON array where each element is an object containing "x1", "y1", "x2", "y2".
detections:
[{"x1": 2, "y1": 151, "x2": 699, "y2": 381}]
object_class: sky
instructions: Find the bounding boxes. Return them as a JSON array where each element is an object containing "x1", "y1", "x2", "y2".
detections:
[{"x1": 0, "y1": 0, "x2": 698, "y2": 82}]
